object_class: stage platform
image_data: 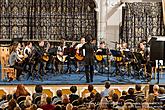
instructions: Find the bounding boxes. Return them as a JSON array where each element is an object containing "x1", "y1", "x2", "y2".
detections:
[
  {"x1": 0, "y1": 65, "x2": 164, "y2": 85},
  {"x1": 0, "y1": 71, "x2": 150, "y2": 85}
]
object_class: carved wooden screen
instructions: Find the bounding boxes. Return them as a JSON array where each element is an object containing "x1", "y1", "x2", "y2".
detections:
[
  {"x1": 121, "y1": 2, "x2": 164, "y2": 48},
  {"x1": 0, "y1": 0, "x2": 97, "y2": 41}
]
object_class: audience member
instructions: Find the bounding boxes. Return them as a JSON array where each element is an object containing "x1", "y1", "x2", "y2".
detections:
[
  {"x1": 14, "y1": 84, "x2": 30, "y2": 99},
  {"x1": 107, "y1": 89, "x2": 115, "y2": 101},
  {"x1": 66, "y1": 103, "x2": 73, "y2": 110},
  {"x1": 52, "y1": 90, "x2": 62, "y2": 104},
  {"x1": 99, "y1": 97, "x2": 108, "y2": 110},
  {"x1": 100, "y1": 81, "x2": 111, "y2": 97},
  {"x1": 134, "y1": 84, "x2": 145, "y2": 99},
  {"x1": 153, "y1": 85, "x2": 159, "y2": 96},
  {"x1": 32, "y1": 85, "x2": 43, "y2": 100},
  {"x1": 41, "y1": 97, "x2": 55, "y2": 110},
  {"x1": 120, "y1": 90, "x2": 127, "y2": 100},
  {"x1": 112, "y1": 93, "x2": 119, "y2": 107},
  {"x1": 124, "y1": 88, "x2": 136, "y2": 102},
  {"x1": 8, "y1": 99, "x2": 17, "y2": 110},
  {"x1": 69, "y1": 86, "x2": 79, "y2": 103}
]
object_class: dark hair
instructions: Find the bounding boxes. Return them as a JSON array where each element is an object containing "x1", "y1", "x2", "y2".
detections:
[
  {"x1": 118, "y1": 99, "x2": 124, "y2": 106},
  {"x1": 8, "y1": 99, "x2": 17, "y2": 110},
  {"x1": 94, "y1": 93, "x2": 102, "y2": 103},
  {"x1": 7, "y1": 94, "x2": 13, "y2": 101},
  {"x1": 122, "y1": 90, "x2": 127, "y2": 95},
  {"x1": 56, "y1": 90, "x2": 62, "y2": 97},
  {"x1": 85, "y1": 35, "x2": 92, "y2": 43},
  {"x1": 100, "y1": 41, "x2": 105, "y2": 45},
  {"x1": 54, "y1": 105, "x2": 62, "y2": 110},
  {"x1": 88, "y1": 84, "x2": 94, "y2": 92},
  {"x1": 128, "y1": 88, "x2": 134, "y2": 95},
  {"x1": 35, "y1": 85, "x2": 43, "y2": 93},
  {"x1": 105, "y1": 81, "x2": 111, "y2": 89},
  {"x1": 135, "y1": 84, "x2": 141, "y2": 91},
  {"x1": 46, "y1": 97, "x2": 52, "y2": 104},
  {"x1": 70, "y1": 86, "x2": 77, "y2": 93},
  {"x1": 26, "y1": 41, "x2": 31, "y2": 46},
  {"x1": 112, "y1": 93, "x2": 119, "y2": 102}
]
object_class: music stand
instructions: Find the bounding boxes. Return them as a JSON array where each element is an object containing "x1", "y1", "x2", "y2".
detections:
[
  {"x1": 110, "y1": 50, "x2": 123, "y2": 76},
  {"x1": 64, "y1": 47, "x2": 77, "y2": 74},
  {"x1": 123, "y1": 51, "x2": 134, "y2": 77}
]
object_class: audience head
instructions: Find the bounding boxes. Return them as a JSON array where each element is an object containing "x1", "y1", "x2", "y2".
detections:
[
  {"x1": 66, "y1": 103, "x2": 73, "y2": 110},
  {"x1": 122, "y1": 90, "x2": 127, "y2": 96},
  {"x1": 70, "y1": 86, "x2": 77, "y2": 93},
  {"x1": 118, "y1": 99, "x2": 125, "y2": 107},
  {"x1": 15, "y1": 84, "x2": 29, "y2": 98},
  {"x1": 147, "y1": 93, "x2": 155, "y2": 103},
  {"x1": 128, "y1": 88, "x2": 134, "y2": 95},
  {"x1": 55, "y1": 105, "x2": 62, "y2": 110},
  {"x1": 30, "y1": 104, "x2": 37, "y2": 110},
  {"x1": 56, "y1": 90, "x2": 62, "y2": 97},
  {"x1": 24, "y1": 98, "x2": 32, "y2": 108},
  {"x1": 8, "y1": 99, "x2": 17, "y2": 110},
  {"x1": 112, "y1": 93, "x2": 119, "y2": 102},
  {"x1": 40, "y1": 94, "x2": 47, "y2": 106},
  {"x1": 104, "y1": 81, "x2": 111, "y2": 89},
  {"x1": 62, "y1": 95, "x2": 70, "y2": 105},
  {"x1": 153, "y1": 85, "x2": 159, "y2": 92},
  {"x1": 159, "y1": 87, "x2": 165, "y2": 94},
  {"x1": 88, "y1": 84, "x2": 94, "y2": 92},
  {"x1": 46, "y1": 96, "x2": 52, "y2": 104},
  {"x1": 14, "y1": 107, "x2": 21, "y2": 110},
  {"x1": 99, "y1": 97, "x2": 108, "y2": 109},
  {"x1": 135, "y1": 84, "x2": 142, "y2": 91},
  {"x1": 7, "y1": 94, "x2": 13, "y2": 101},
  {"x1": 94, "y1": 92, "x2": 102, "y2": 103},
  {"x1": 35, "y1": 85, "x2": 43, "y2": 93},
  {"x1": 108, "y1": 89, "x2": 115, "y2": 98},
  {"x1": 88, "y1": 102, "x2": 95, "y2": 109}
]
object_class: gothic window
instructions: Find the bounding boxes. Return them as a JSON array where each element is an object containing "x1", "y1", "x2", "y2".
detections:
[{"x1": 0, "y1": 0, "x2": 97, "y2": 41}]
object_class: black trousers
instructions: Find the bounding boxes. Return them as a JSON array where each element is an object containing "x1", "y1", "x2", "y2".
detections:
[
  {"x1": 85, "y1": 65, "x2": 94, "y2": 83},
  {"x1": 11, "y1": 62, "x2": 23, "y2": 80}
]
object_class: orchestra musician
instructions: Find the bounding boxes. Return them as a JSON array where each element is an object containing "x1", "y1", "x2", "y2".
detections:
[
  {"x1": 80, "y1": 35, "x2": 95, "y2": 83},
  {"x1": 23, "y1": 42, "x2": 33, "y2": 75},
  {"x1": 24, "y1": 42, "x2": 32, "y2": 59},
  {"x1": 137, "y1": 41, "x2": 152, "y2": 76},
  {"x1": 36, "y1": 40, "x2": 46, "y2": 80},
  {"x1": 121, "y1": 42, "x2": 129, "y2": 51},
  {"x1": 91, "y1": 38, "x2": 98, "y2": 72},
  {"x1": 96, "y1": 41, "x2": 108, "y2": 70},
  {"x1": 9, "y1": 43, "x2": 24, "y2": 80},
  {"x1": 75, "y1": 37, "x2": 86, "y2": 72},
  {"x1": 55, "y1": 38, "x2": 66, "y2": 72}
]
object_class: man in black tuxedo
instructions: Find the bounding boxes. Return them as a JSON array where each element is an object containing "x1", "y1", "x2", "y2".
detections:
[{"x1": 81, "y1": 35, "x2": 95, "y2": 83}]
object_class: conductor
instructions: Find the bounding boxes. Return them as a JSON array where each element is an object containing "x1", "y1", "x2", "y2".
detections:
[{"x1": 81, "y1": 35, "x2": 95, "y2": 83}]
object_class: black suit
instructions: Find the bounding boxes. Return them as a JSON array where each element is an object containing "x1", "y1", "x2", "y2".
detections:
[
  {"x1": 69, "y1": 94, "x2": 79, "y2": 103},
  {"x1": 81, "y1": 42, "x2": 95, "y2": 82}
]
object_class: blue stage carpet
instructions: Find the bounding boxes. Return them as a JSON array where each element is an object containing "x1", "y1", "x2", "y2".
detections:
[{"x1": 0, "y1": 71, "x2": 151, "y2": 85}]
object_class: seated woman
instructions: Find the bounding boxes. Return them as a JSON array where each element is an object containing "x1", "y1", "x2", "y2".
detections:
[{"x1": 14, "y1": 84, "x2": 30, "y2": 99}]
